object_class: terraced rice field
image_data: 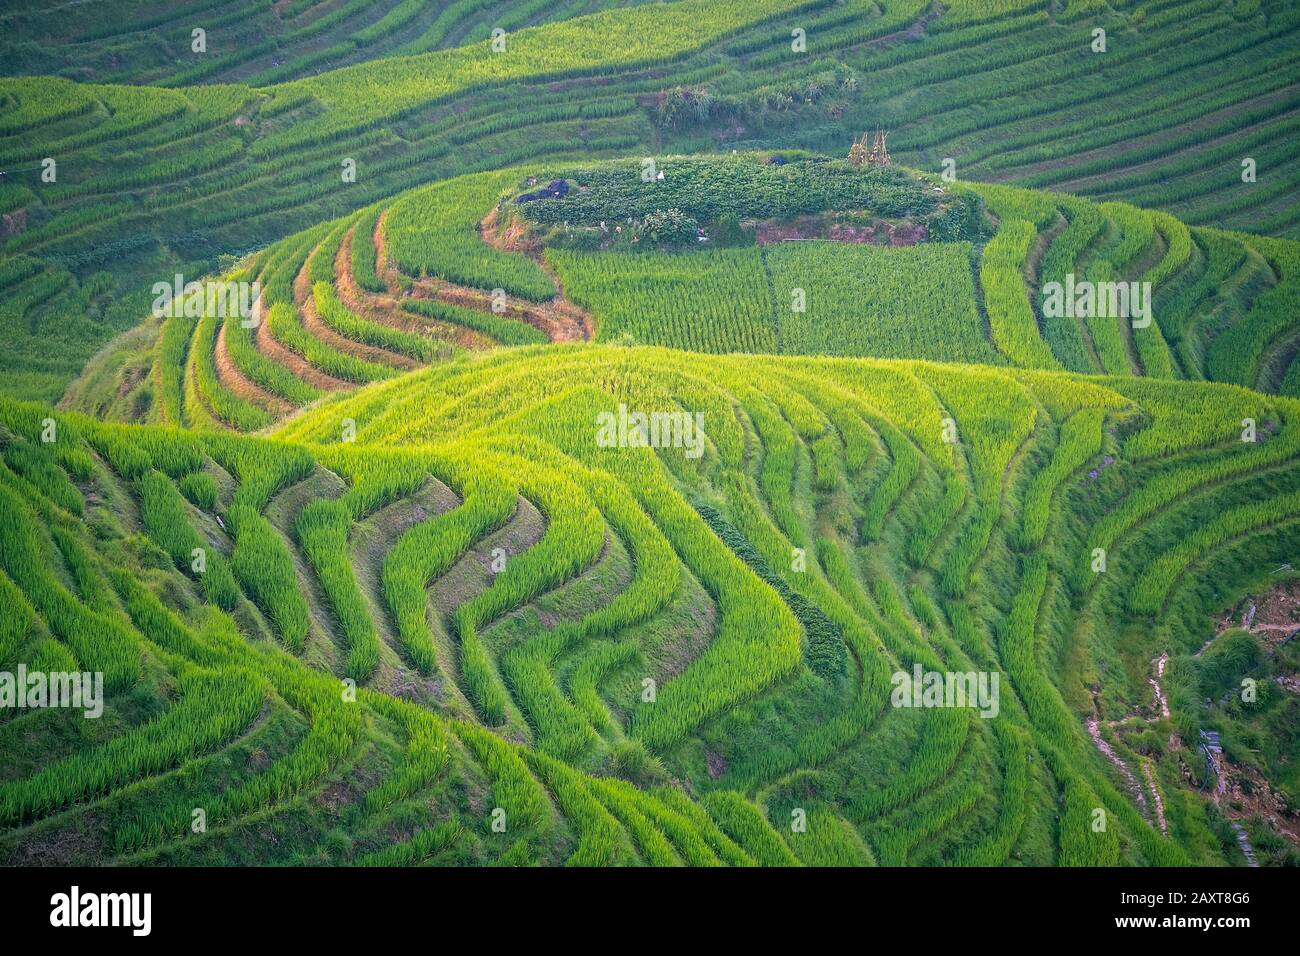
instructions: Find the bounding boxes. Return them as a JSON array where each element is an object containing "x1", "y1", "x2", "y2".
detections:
[
  {"x1": 3, "y1": 0, "x2": 1300, "y2": 874},
  {"x1": 155, "y1": 158, "x2": 1300, "y2": 435},
  {"x1": 5, "y1": 0, "x2": 1300, "y2": 402},
  {"x1": 5, "y1": 341, "x2": 1297, "y2": 866}
]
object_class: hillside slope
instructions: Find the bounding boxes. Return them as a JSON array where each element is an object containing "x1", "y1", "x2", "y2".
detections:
[
  {"x1": 3, "y1": 347, "x2": 1298, "y2": 864},
  {"x1": 5, "y1": 0, "x2": 1300, "y2": 402},
  {"x1": 0, "y1": 0, "x2": 650, "y2": 87},
  {"x1": 103, "y1": 154, "x2": 1300, "y2": 433}
]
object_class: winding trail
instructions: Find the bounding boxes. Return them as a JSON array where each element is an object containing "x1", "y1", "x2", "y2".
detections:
[
  {"x1": 1141, "y1": 759, "x2": 1168, "y2": 834},
  {"x1": 1086, "y1": 715, "x2": 1150, "y2": 818},
  {"x1": 1111, "y1": 645, "x2": 1272, "y2": 860},
  {"x1": 1150, "y1": 652, "x2": 1170, "y2": 718},
  {"x1": 1086, "y1": 652, "x2": 1174, "y2": 831}
]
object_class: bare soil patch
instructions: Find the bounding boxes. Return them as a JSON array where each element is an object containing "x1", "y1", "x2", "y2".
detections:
[
  {"x1": 252, "y1": 296, "x2": 351, "y2": 391},
  {"x1": 337, "y1": 223, "x2": 491, "y2": 351},
  {"x1": 292, "y1": 246, "x2": 420, "y2": 370},
  {"x1": 215, "y1": 319, "x2": 291, "y2": 415},
  {"x1": 1215, "y1": 576, "x2": 1300, "y2": 641},
  {"x1": 754, "y1": 212, "x2": 927, "y2": 246},
  {"x1": 478, "y1": 206, "x2": 593, "y2": 341}
]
